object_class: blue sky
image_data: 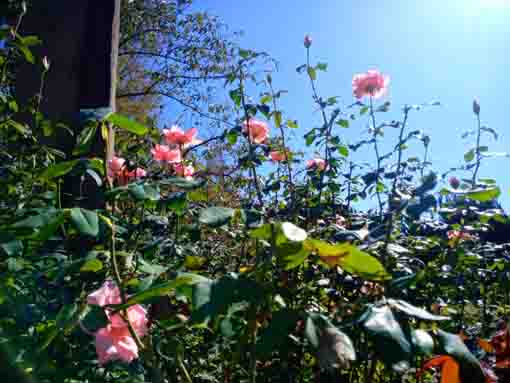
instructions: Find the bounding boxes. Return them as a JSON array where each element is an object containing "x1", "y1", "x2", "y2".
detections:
[{"x1": 196, "y1": 0, "x2": 510, "y2": 209}]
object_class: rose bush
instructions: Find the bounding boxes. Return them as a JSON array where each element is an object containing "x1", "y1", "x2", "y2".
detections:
[{"x1": 1, "y1": 6, "x2": 510, "y2": 383}]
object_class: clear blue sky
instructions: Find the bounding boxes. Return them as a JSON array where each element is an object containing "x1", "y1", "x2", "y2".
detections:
[{"x1": 197, "y1": 0, "x2": 510, "y2": 209}]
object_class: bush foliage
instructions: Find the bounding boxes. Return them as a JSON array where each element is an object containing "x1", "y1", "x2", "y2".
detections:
[{"x1": 1, "y1": 4, "x2": 510, "y2": 383}]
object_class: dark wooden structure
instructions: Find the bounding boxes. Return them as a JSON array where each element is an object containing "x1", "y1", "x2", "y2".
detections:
[{"x1": 15, "y1": 0, "x2": 121, "y2": 208}]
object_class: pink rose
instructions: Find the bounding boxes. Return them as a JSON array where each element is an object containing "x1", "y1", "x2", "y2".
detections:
[
  {"x1": 86, "y1": 280, "x2": 149, "y2": 365},
  {"x1": 242, "y1": 118, "x2": 269, "y2": 144},
  {"x1": 151, "y1": 144, "x2": 182, "y2": 163},
  {"x1": 87, "y1": 280, "x2": 121, "y2": 307},
  {"x1": 447, "y1": 230, "x2": 473, "y2": 241},
  {"x1": 270, "y1": 150, "x2": 287, "y2": 162},
  {"x1": 126, "y1": 167, "x2": 147, "y2": 180},
  {"x1": 173, "y1": 163, "x2": 195, "y2": 180},
  {"x1": 95, "y1": 327, "x2": 139, "y2": 365},
  {"x1": 107, "y1": 156, "x2": 126, "y2": 177},
  {"x1": 352, "y1": 69, "x2": 390, "y2": 100},
  {"x1": 163, "y1": 125, "x2": 201, "y2": 147},
  {"x1": 306, "y1": 158, "x2": 327, "y2": 171},
  {"x1": 304, "y1": 34, "x2": 312, "y2": 48},
  {"x1": 109, "y1": 304, "x2": 148, "y2": 336}
]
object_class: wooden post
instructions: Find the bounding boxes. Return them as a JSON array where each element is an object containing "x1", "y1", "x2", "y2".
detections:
[{"x1": 16, "y1": 0, "x2": 121, "y2": 208}]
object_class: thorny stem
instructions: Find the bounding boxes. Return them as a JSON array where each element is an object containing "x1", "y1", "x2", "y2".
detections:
[
  {"x1": 421, "y1": 142, "x2": 429, "y2": 179},
  {"x1": 248, "y1": 316, "x2": 259, "y2": 383},
  {"x1": 177, "y1": 353, "x2": 193, "y2": 383},
  {"x1": 472, "y1": 112, "x2": 482, "y2": 186},
  {"x1": 268, "y1": 79, "x2": 295, "y2": 212},
  {"x1": 369, "y1": 96, "x2": 384, "y2": 217},
  {"x1": 239, "y1": 69, "x2": 264, "y2": 206},
  {"x1": 33, "y1": 69, "x2": 48, "y2": 132},
  {"x1": 346, "y1": 161, "x2": 354, "y2": 219},
  {"x1": 110, "y1": 224, "x2": 145, "y2": 351},
  {"x1": 306, "y1": 47, "x2": 337, "y2": 208},
  {"x1": 36, "y1": 70, "x2": 47, "y2": 115},
  {"x1": 384, "y1": 107, "x2": 410, "y2": 256}
]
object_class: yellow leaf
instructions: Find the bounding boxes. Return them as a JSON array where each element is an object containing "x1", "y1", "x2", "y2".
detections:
[{"x1": 478, "y1": 338, "x2": 494, "y2": 353}]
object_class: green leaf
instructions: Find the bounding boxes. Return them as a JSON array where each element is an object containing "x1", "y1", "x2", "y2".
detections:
[
  {"x1": 128, "y1": 183, "x2": 160, "y2": 201},
  {"x1": 220, "y1": 302, "x2": 250, "y2": 338},
  {"x1": 164, "y1": 192, "x2": 187, "y2": 212},
  {"x1": 316, "y1": 62, "x2": 328, "y2": 71},
  {"x1": 340, "y1": 246, "x2": 390, "y2": 281},
  {"x1": 19, "y1": 35, "x2": 42, "y2": 47},
  {"x1": 73, "y1": 122, "x2": 98, "y2": 155},
  {"x1": 481, "y1": 126, "x2": 498, "y2": 140},
  {"x1": 137, "y1": 259, "x2": 168, "y2": 291},
  {"x1": 37, "y1": 324, "x2": 59, "y2": 352},
  {"x1": 0, "y1": 239, "x2": 23, "y2": 257},
  {"x1": 6, "y1": 119, "x2": 30, "y2": 135},
  {"x1": 316, "y1": 326, "x2": 357, "y2": 370},
  {"x1": 286, "y1": 120, "x2": 298, "y2": 129},
  {"x1": 39, "y1": 160, "x2": 79, "y2": 180},
  {"x1": 273, "y1": 111, "x2": 282, "y2": 128},
  {"x1": 184, "y1": 255, "x2": 206, "y2": 270},
  {"x1": 227, "y1": 129, "x2": 239, "y2": 144},
  {"x1": 337, "y1": 119, "x2": 349, "y2": 128},
  {"x1": 70, "y1": 208, "x2": 99, "y2": 237},
  {"x1": 388, "y1": 299, "x2": 449, "y2": 321},
  {"x1": 464, "y1": 148, "x2": 475, "y2": 162},
  {"x1": 199, "y1": 207, "x2": 235, "y2": 227},
  {"x1": 12, "y1": 209, "x2": 61, "y2": 229},
  {"x1": 465, "y1": 186, "x2": 501, "y2": 202},
  {"x1": 80, "y1": 305, "x2": 109, "y2": 333},
  {"x1": 249, "y1": 223, "x2": 310, "y2": 268},
  {"x1": 362, "y1": 305, "x2": 411, "y2": 372},
  {"x1": 192, "y1": 274, "x2": 263, "y2": 323},
  {"x1": 16, "y1": 44, "x2": 35, "y2": 63},
  {"x1": 56, "y1": 304, "x2": 79, "y2": 330},
  {"x1": 360, "y1": 106, "x2": 369, "y2": 115},
  {"x1": 435, "y1": 330, "x2": 485, "y2": 383},
  {"x1": 281, "y1": 222, "x2": 307, "y2": 242},
  {"x1": 117, "y1": 273, "x2": 207, "y2": 310},
  {"x1": 305, "y1": 239, "x2": 389, "y2": 281},
  {"x1": 284, "y1": 248, "x2": 310, "y2": 270},
  {"x1": 256, "y1": 309, "x2": 300, "y2": 358},
  {"x1": 304, "y1": 129, "x2": 316, "y2": 146},
  {"x1": 239, "y1": 48, "x2": 251, "y2": 59},
  {"x1": 160, "y1": 177, "x2": 206, "y2": 190},
  {"x1": 304, "y1": 312, "x2": 356, "y2": 371},
  {"x1": 304, "y1": 313, "x2": 322, "y2": 348},
  {"x1": 32, "y1": 212, "x2": 67, "y2": 244},
  {"x1": 249, "y1": 223, "x2": 273, "y2": 240},
  {"x1": 105, "y1": 113, "x2": 148, "y2": 135},
  {"x1": 80, "y1": 258, "x2": 103, "y2": 273},
  {"x1": 260, "y1": 94, "x2": 272, "y2": 104},
  {"x1": 307, "y1": 66, "x2": 317, "y2": 81},
  {"x1": 338, "y1": 145, "x2": 349, "y2": 157},
  {"x1": 229, "y1": 88, "x2": 241, "y2": 107},
  {"x1": 86, "y1": 168, "x2": 103, "y2": 187}
]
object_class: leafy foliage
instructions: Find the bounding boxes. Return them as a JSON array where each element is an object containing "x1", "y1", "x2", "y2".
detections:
[{"x1": 1, "y1": 2, "x2": 510, "y2": 383}]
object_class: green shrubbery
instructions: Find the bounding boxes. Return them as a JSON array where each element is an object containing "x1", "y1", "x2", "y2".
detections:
[{"x1": 2, "y1": 5, "x2": 510, "y2": 383}]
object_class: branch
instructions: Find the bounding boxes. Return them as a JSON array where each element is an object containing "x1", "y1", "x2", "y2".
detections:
[
  {"x1": 118, "y1": 90, "x2": 234, "y2": 128},
  {"x1": 183, "y1": 133, "x2": 226, "y2": 157}
]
